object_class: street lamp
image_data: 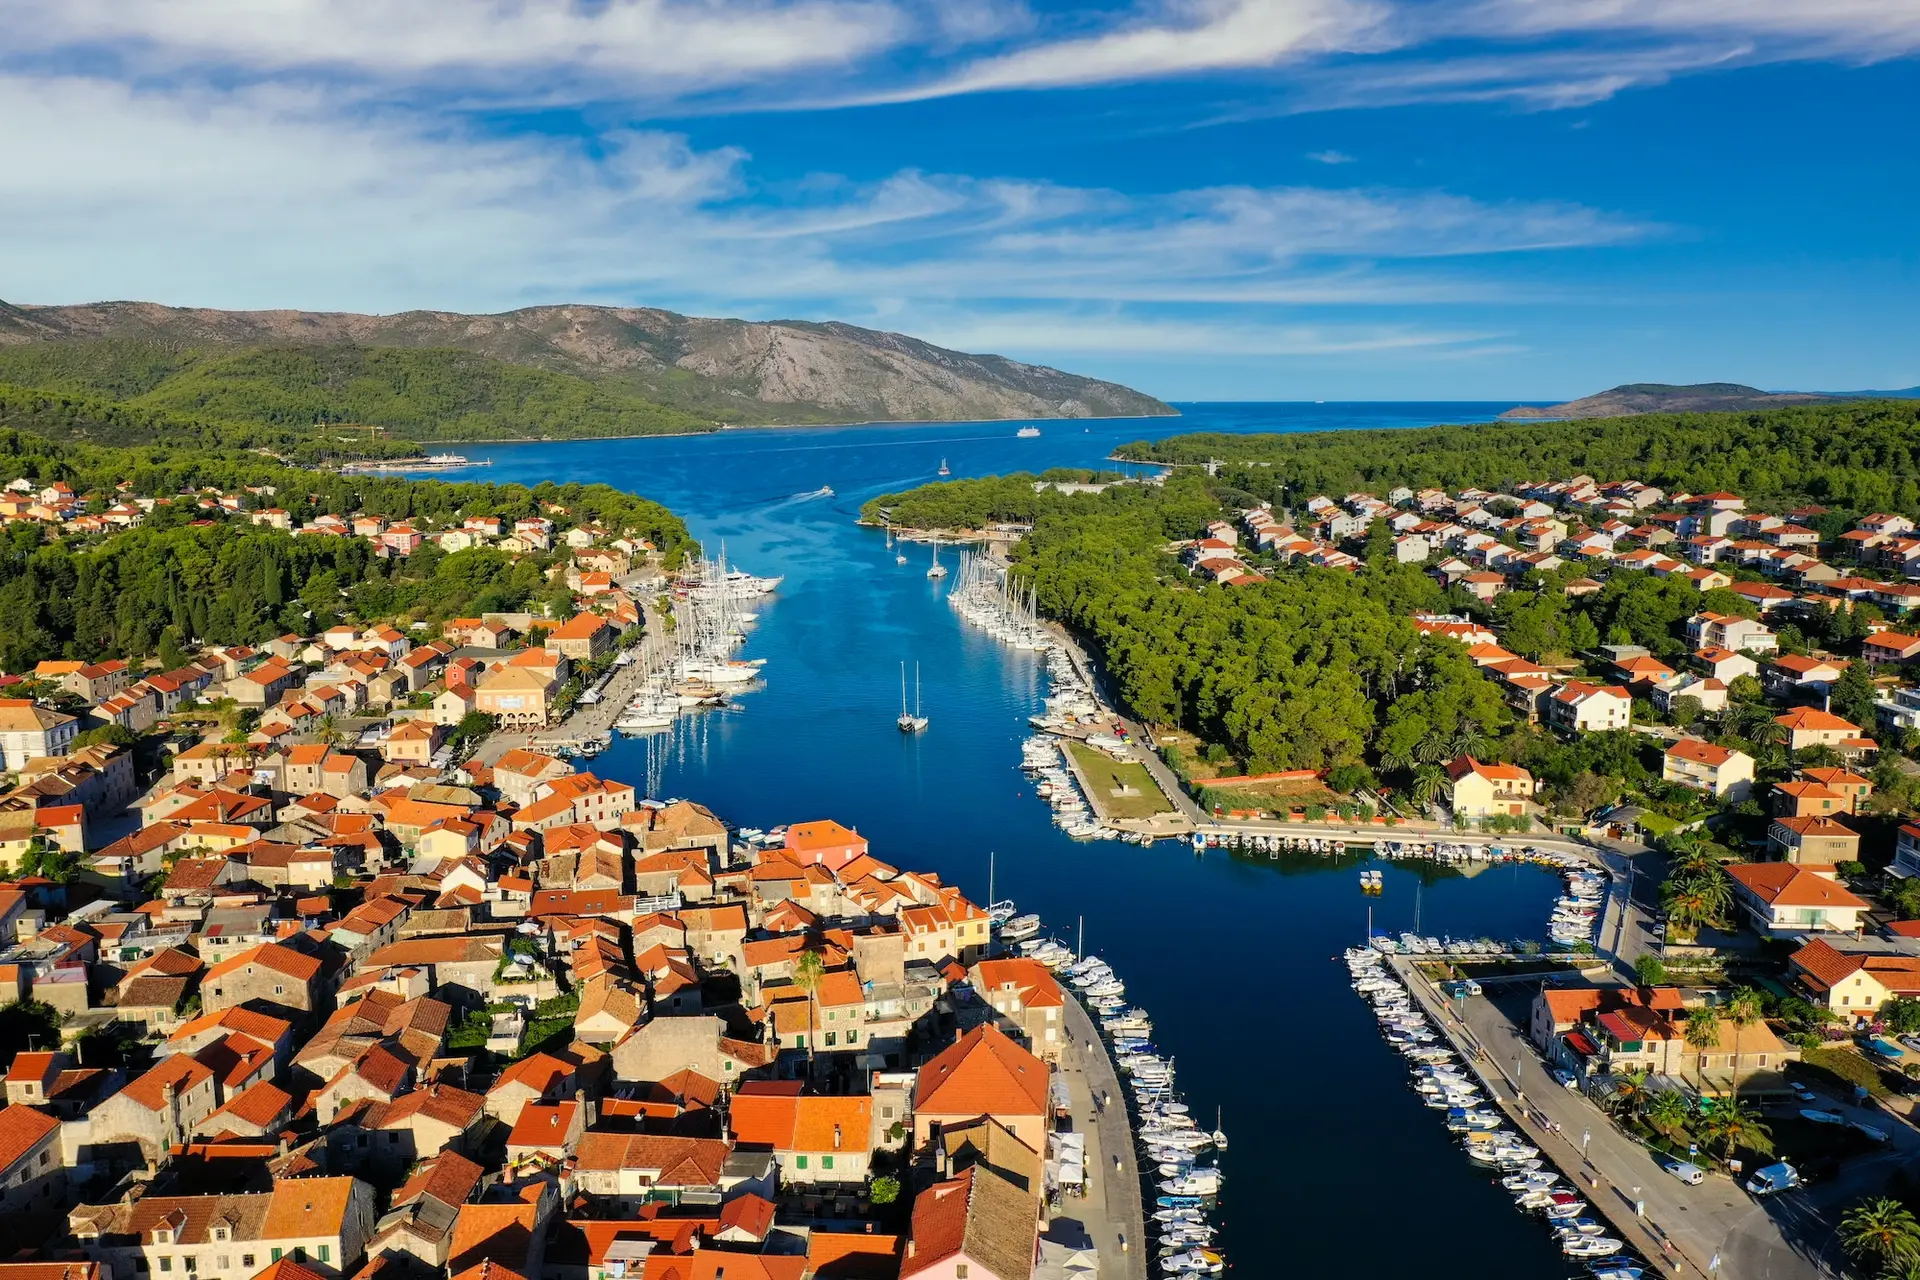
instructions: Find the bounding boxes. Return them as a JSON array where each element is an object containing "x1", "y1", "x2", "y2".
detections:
[{"x1": 1582, "y1": 1129, "x2": 1591, "y2": 1157}]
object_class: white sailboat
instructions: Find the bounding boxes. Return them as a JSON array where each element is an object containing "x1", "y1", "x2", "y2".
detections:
[
  {"x1": 927, "y1": 536, "x2": 948, "y2": 579},
  {"x1": 897, "y1": 662, "x2": 929, "y2": 733}
]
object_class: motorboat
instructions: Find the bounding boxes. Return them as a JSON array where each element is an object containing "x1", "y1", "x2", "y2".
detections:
[{"x1": 1001, "y1": 914, "x2": 1043, "y2": 940}]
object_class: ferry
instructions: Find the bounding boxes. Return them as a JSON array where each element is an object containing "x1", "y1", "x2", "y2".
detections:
[{"x1": 1017, "y1": 426, "x2": 1042, "y2": 438}]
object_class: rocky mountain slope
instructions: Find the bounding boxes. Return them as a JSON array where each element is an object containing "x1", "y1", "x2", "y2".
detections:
[
  {"x1": 0, "y1": 299, "x2": 1173, "y2": 425},
  {"x1": 1498, "y1": 382, "x2": 1835, "y2": 420}
]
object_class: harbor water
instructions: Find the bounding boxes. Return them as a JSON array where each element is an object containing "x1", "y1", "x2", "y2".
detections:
[{"x1": 418, "y1": 403, "x2": 1575, "y2": 1277}]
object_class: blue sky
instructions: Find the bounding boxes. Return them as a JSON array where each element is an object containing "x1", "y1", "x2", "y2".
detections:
[{"x1": 1, "y1": 1, "x2": 1916, "y2": 401}]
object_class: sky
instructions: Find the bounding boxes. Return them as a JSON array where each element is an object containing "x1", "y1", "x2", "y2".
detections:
[{"x1": 1, "y1": 1, "x2": 1917, "y2": 401}]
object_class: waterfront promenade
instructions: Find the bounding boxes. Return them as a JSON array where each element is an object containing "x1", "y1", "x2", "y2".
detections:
[
  {"x1": 1387, "y1": 955, "x2": 1891, "y2": 1279},
  {"x1": 1059, "y1": 993, "x2": 1148, "y2": 1280}
]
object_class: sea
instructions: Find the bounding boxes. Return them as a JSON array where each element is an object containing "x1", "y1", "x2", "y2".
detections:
[{"x1": 413, "y1": 403, "x2": 1576, "y2": 1277}]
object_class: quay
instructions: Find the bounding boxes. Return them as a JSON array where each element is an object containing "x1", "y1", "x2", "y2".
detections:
[
  {"x1": 1058, "y1": 993, "x2": 1149, "y2": 1280},
  {"x1": 1388, "y1": 953, "x2": 1709, "y2": 1274}
]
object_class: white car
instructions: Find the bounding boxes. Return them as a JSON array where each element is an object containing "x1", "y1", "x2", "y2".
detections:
[
  {"x1": 1553, "y1": 1069, "x2": 1580, "y2": 1090},
  {"x1": 1789, "y1": 1082, "x2": 1815, "y2": 1102}
]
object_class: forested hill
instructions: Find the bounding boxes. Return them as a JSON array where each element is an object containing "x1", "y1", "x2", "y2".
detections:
[
  {"x1": 0, "y1": 428, "x2": 691, "y2": 670},
  {"x1": 1116, "y1": 399, "x2": 1920, "y2": 515},
  {"x1": 0, "y1": 299, "x2": 1173, "y2": 427},
  {"x1": 0, "y1": 342, "x2": 711, "y2": 446}
]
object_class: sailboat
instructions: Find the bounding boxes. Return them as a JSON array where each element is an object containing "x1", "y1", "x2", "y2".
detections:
[
  {"x1": 937, "y1": 457, "x2": 951, "y2": 477},
  {"x1": 1212, "y1": 1106, "x2": 1228, "y2": 1150},
  {"x1": 927, "y1": 535, "x2": 947, "y2": 579},
  {"x1": 897, "y1": 662, "x2": 929, "y2": 733}
]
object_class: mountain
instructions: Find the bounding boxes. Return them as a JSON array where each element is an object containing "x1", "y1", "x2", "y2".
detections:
[
  {"x1": 0, "y1": 299, "x2": 1174, "y2": 429},
  {"x1": 1497, "y1": 382, "x2": 1837, "y2": 421}
]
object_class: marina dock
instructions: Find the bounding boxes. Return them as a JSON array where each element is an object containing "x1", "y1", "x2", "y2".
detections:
[{"x1": 1389, "y1": 954, "x2": 1718, "y2": 1276}]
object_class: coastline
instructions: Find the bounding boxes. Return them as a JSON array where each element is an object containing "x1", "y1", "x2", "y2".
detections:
[{"x1": 363, "y1": 409, "x2": 1185, "y2": 455}]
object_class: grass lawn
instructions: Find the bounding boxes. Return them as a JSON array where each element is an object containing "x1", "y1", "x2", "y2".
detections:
[
  {"x1": 1796, "y1": 1046, "x2": 1896, "y2": 1099},
  {"x1": 1637, "y1": 811, "x2": 1682, "y2": 838},
  {"x1": 1067, "y1": 742, "x2": 1175, "y2": 820}
]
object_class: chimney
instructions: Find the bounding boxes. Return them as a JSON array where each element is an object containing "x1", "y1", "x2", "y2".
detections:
[{"x1": 832, "y1": 1124, "x2": 841, "y2": 1150}]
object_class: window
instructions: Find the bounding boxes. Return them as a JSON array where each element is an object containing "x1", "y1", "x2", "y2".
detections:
[
  {"x1": 825, "y1": 1032, "x2": 837, "y2": 1046},
  {"x1": 796, "y1": 1156, "x2": 808, "y2": 1169},
  {"x1": 270, "y1": 1251, "x2": 282, "y2": 1264},
  {"x1": 847, "y1": 1029, "x2": 859, "y2": 1043},
  {"x1": 160, "y1": 1260, "x2": 172, "y2": 1273},
  {"x1": 274, "y1": 985, "x2": 285, "y2": 995},
  {"x1": 185, "y1": 1258, "x2": 197, "y2": 1273},
  {"x1": 319, "y1": 1247, "x2": 330, "y2": 1264},
  {"x1": 821, "y1": 1156, "x2": 834, "y2": 1170},
  {"x1": 957, "y1": 1268, "x2": 969, "y2": 1279},
  {"x1": 243, "y1": 1257, "x2": 256, "y2": 1269}
]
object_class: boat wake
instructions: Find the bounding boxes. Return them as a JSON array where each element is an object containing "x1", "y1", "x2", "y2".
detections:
[{"x1": 792, "y1": 485, "x2": 836, "y2": 500}]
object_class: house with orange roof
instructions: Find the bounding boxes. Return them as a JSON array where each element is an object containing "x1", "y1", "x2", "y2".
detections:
[
  {"x1": 1768, "y1": 815, "x2": 1861, "y2": 866},
  {"x1": 900, "y1": 889, "x2": 992, "y2": 968},
  {"x1": 1801, "y1": 766, "x2": 1873, "y2": 813},
  {"x1": 85, "y1": 1052, "x2": 220, "y2": 1161},
  {"x1": 1440, "y1": 755, "x2": 1535, "y2": 819},
  {"x1": 729, "y1": 1082, "x2": 873, "y2": 1185},
  {"x1": 382, "y1": 719, "x2": 446, "y2": 766},
  {"x1": 1545, "y1": 682, "x2": 1631, "y2": 735},
  {"x1": 203, "y1": 941, "x2": 324, "y2": 1016},
  {"x1": 783, "y1": 819, "x2": 870, "y2": 874},
  {"x1": 543, "y1": 612, "x2": 615, "y2": 661},
  {"x1": 1727, "y1": 862, "x2": 1868, "y2": 936},
  {"x1": 968, "y1": 958, "x2": 1066, "y2": 1061},
  {"x1": 69, "y1": 1177, "x2": 377, "y2": 1280},
  {"x1": 912, "y1": 1024, "x2": 1049, "y2": 1153},
  {"x1": 0, "y1": 1104, "x2": 64, "y2": 1211},
  {"x1": 1775, "y1": 707, "x2": 1873, "y2": 754},
  {"x1": 1661, "y1": 738, "x2": 1755, "y2": 802},
  {"x1": 899, "y1": 1164, "x2": 1038, "y2": 1280},
  {"x1": 1789, "y1": 936, "x2": 1920, "y2": 1015}
]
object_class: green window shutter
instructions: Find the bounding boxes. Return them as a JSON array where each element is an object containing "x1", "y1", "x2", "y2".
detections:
[{"x1": 796, "y1": 1155, "x2": 808, "y2": 1169}]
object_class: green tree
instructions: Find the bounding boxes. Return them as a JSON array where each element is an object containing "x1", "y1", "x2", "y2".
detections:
[
  {"x1": 1701, "y1": 1096, "x2": 1772, "y2": 1159},
  {"x1": 1682, "y1": 1007, "x2": 1722, "y2": 1094},
  {"x1": 1645, "y1": 1088, "x2": 1690, "y2": 1137},
  {"x1": 1725, "y1": 988, "x2": 1764, "y2": 1093},
  {"x1": 1608, "y1": 1068, "x2": 1651, "y2": 1122},
  {"x1": 792, "y1": 949, "x2": 827, "y2": 1068},
  {"x1": 1634, "y1": 953, "x2": 1669, "y2": 987},
  {"x1": 869, "y1": 1174, "x2": 901, "y2": 1206},
  {"x1": 1830, "y1": 658, "x2": 1878, "y2": 729},
  {"x1": 1841, "y1": 1197, "x2": 1920, "y2": 1273}
]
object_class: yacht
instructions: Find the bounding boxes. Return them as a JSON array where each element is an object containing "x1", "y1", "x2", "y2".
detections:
[
  {"x1": 928, "y1": 536, "x2": 948, "y2": 579},
  {"x1": 1001, "y1": 913, "x2": 1042, "y2": 941},
  {"x1": 1017, "y1": 426, "x2": 1042, "y2": 438},
  {"x1": 897, "y1": 662, "x2": 929, "y2": 733},
  {"x1": 938, "y1": 457, "x2": 951, "y2": 476}
]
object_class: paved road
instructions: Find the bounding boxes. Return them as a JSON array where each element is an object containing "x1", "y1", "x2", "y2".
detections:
[
  {"x1": 1405, "y1": 961, "x2": 1920, "y2": 1279},
  {"x1": 1059, "y1": 995, "x2": 1147, "y2": 1280}
]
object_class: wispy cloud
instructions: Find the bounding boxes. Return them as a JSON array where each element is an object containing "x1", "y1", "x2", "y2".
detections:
[
  {"x1": 1306, "y1": 149, "x2": 1355, "y2": 163},
  {"x1": 0, "y1": 73, "x2": 1642, "y2": 336}
]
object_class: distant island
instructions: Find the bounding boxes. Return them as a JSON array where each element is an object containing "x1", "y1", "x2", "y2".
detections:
[
  {"x1": 1500, "y1": 380, "x2": 1920, "y2": 421},
  {"x1": 1500, "y1": 382, "x2": 1834, "y2": 420},
  {"x1": 0, "y1": 297, "x2": 1174, "y2": 453}
]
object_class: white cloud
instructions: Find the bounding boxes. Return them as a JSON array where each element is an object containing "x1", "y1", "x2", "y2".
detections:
[
  {"x1": 0, "y1": 73, "x2": 1642, "y2": 340},
  {"x1": 1306, "y1": 149, "x2": 1355, "y2": 163},
  {"x1": 3, "y1": 0, "x2": 906, "y2": 90}
]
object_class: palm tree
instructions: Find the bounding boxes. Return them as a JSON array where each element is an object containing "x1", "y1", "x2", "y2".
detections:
[
  {"x1": 792, "y1": 949, "x2": 826, "y2": 1073},
  {"x1": 1682, "y1": 1007, "x2": 1722, "y2": 1096},
  {"x1": 1663, "y1": 877, "x2": 1731, "y2": 939},
  {"x1": 1449, "y1": 726, "x2": 1493, "y2": 761},
  {"x1": 1608, "y1": 1068, "x2": 1651, "y2": 1122},
  {"x1": 1645, "y1": 1088, "x2": 1690, "y2": 1137},
  {"x1": 1412, "y1": 764, "x2": 1446, "y2": 809},
  {"x1": 1701, "y1": 1096, "x2": 1772, "y2": 1160},
  {"x1": 1725, "y1": 988, "x2": 1764, "y2": 1093},
  {"x1": 1840, "y1": 1197, "x2": 1920, "y2": 1273}
]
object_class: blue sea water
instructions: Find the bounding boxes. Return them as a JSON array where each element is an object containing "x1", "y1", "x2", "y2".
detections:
[{"x1": 414, "y1": 403, "x2": 1571, "y2": 1276}]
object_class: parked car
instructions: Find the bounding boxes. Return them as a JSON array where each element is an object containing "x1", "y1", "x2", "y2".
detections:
[
  {"x1": 1553, "y1": 1068, "x2": 1580, "y2": 1090},
  {"x1": 1789, "y1": 1082, "x2": 1816, "y2": 1102},
  {"x1": 1745, "y1": 1162, "x2": 1802, "y2": 1197},
  {"x1": 1663, "y1": 1159, "x2": 1705, "y2": 1186}
]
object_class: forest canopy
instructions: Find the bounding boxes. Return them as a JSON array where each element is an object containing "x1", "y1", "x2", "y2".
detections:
[
  {"x1": 1116, "y1": 399, "x2": 1920, "y2": 517},
  {"x1": 0, "y1": 339, "x2": 716, "y2": 450},
  {"x1": 0, "y1": 428, "x2": 692, "y2": 671}
]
